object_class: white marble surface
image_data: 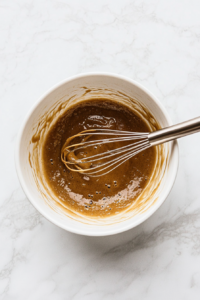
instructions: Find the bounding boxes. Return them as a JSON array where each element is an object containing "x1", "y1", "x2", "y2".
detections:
[{"x1": 1, "y1": 0, "x2": 200, "y2": 299}]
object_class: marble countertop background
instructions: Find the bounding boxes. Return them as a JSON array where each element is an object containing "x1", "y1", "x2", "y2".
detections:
[{"x1": 1, "y1": 0, "x2": 200, "y2": 299}]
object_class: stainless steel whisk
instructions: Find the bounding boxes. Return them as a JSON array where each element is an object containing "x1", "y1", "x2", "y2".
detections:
[{"x1": 61, "y1": 117, "x2": 200, "y2": 177}]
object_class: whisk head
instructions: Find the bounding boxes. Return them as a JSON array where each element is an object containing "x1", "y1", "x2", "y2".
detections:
[{"x1": 61, "y1": 129, "x2": 150, "y2": 177}]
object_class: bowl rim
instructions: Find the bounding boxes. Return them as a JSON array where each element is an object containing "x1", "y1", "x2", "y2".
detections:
[{"x1": 15, "y1": 72, "x2": 179, "y2": 236}]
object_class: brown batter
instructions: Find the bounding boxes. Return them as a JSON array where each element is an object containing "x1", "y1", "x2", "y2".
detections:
[{"x1": 42, "y1": 100, "x2": 156, "y2": 217}]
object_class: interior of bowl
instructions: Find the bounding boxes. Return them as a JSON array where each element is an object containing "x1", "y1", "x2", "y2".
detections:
[{"x1": 16, "y1": 73, "x2": 178, "y2": 236}]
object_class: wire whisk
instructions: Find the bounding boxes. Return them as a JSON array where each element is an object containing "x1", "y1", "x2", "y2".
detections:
[{"x1": 61, "y1": 117, "x2": 200, "y2": 177}]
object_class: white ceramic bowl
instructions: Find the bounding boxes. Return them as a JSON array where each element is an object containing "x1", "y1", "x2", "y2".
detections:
[{"x1": 15, "y1": 73, "x2": 178, "y2": 236}]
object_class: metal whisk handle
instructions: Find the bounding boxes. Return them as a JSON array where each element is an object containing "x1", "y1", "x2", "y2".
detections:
[{"x1": 148, "y1": 116, "x2": 200, "y2": 146}]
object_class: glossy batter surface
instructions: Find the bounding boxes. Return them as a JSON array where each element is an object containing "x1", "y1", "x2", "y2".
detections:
[{"x1": 42, "y1": 100, "x2": 156, "y2": 217}]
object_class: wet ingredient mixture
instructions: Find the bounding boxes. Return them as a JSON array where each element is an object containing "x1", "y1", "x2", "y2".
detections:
[{"x1": 42, "y1": 100, "x2": 156, "y2": 217}]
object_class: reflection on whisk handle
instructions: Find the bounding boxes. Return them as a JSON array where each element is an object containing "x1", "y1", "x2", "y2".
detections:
[{"x1": 148, "y1": 116, "x2": 200, "y2": 146}]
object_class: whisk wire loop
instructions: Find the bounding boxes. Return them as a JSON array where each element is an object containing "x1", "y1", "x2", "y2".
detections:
[{"x1": 61, "y1": 129, "x2": 150, "y2": 177}]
